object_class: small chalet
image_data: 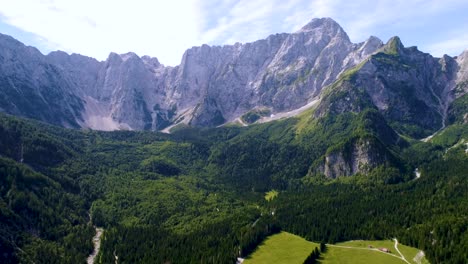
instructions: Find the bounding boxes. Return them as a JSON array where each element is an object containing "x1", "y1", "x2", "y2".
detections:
[{"x1": 379, "y1": 248, "x2": 390, "y2": 253}]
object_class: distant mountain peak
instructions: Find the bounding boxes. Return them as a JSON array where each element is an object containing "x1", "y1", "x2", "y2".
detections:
[
  {"x1": 366, "y1": 35, "x2": 383, "y2": 43},
  {"x1": 298, "y1": 17, "x2": 350, "y2": 42},
  {"x1": 383, "y1": 36, "x2": 405, "y2": 55},
  {"x1": 299, "y1": 17, "x2": 340, "y2": 30},
  {"x1": 119, "y1": 52, "x2": 141, "y2": 62},
  {"x1": 141, "y1": 55, "x2": 161, "y2": 68}
]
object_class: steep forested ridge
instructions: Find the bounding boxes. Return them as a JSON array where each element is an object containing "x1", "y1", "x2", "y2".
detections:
[{"x1": 0, "y1": 115, "x2": 93, "y2": 263}]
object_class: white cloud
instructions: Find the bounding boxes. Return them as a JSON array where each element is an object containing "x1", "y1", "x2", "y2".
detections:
[
  {"x1": 284, "y1": 0, "x2": 339, "y2": 31},
  {"x1": 425, "y1": 33, "x2": 468, "y2": 57},
  {"x1": 199, "y1": 0, "x2": 277, "y2": 44},
  {"x1": 0, "y1": 0, "x2": 202, "y2": 65},
  {"x1": 197, "y1": 0, "x2": 325, "y2": 45}
]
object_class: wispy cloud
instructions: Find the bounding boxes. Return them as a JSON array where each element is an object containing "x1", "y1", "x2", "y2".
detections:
[
  {"x1": 199, "y1": 0, "x2": 282, "y2": 44},
  {"x1": 0, "y1": 0, "x2": 201, "y2": 65},
  {"x1": 425, "y1": 33, "x2": 468, "y2": 57},
  {"x1": 335, "y1": 0, "x2": 468, "y2": 41},
  {"x1": 283, "y1": 0, "x2": 339, "y2": 31}
]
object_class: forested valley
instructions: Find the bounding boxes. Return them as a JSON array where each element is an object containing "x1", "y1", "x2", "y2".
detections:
[{"x1": 0, "y1": 93, "x2": 466, "y2": 263}]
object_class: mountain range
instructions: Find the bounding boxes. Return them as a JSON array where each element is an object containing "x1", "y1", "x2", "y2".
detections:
[{"x1": 1, "y1": 17, "x2": 466, "y2": 134}]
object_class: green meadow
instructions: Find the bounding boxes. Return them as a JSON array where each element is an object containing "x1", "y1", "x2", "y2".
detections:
[
  {"x1": 244, "y1": 233, "x2": 429, "y2": 264},
  {"x1": 243, "y1": 232, "x2": 319, "y2": 264}
]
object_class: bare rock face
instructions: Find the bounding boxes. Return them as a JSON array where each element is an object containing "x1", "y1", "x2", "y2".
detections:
[
  {"x1": 94, "y1": 52, "x2": 155, "y2": 130},
  {"x1": 167, "y1": 18, "x2": 384, "y2": 127},
  {"x1": 0, "y1": 18, "x2": 383, "y2": 130},
  {"x1": 46, "y1": 50, "x2": 102, "y2": 98},
  {"x1": 0, "y1": 18, "x2": 466, "y2": 132},
  {"x1": 0, "y1": 33, "x2": 84, "y2": 128},
  {"x1": 318, "y1": 137, "x2": 389, "y2": 178},
  {"x1": 455, "y1": 50, "x2": 468, "y2": 97}
]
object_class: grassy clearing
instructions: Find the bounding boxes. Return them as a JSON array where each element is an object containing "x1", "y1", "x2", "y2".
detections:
[
  {"x1": 265, "y1": 190, "x2": 279, "y2": 201},
  {"x1": 397, "y1": 243, "x2": 430, "y2": 264},
  {"x1": 243, "y1": 232, "x2": 318, "y2": 264},
  {"x1": 323, "y1": 240, "x2": 429, "y2": 264},
  {"x1": 244, "y1": 234, "x2": 429, "y2": 264},
  {"x1": 338, "y1": 240, "x2": 395, "y2": 250},
  {"x1": 321, "y1": 246, "x2": 405, "y2": 264}
]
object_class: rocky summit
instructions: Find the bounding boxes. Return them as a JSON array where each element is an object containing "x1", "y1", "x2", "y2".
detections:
[{"x1": 0, "y1": 18, "x2": 466, "y2": 133}]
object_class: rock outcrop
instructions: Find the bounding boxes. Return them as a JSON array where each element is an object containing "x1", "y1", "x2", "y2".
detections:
[
  {"x1": 455, "y1": 50, "x2": 468, "y2": 97},
  {"x1": 318, "y1": 137, "x2": 390, "y2": 178}
]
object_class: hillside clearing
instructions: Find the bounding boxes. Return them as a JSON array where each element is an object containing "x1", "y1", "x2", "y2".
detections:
[
  {"x1": 243, "y1": 232, "x2": 318, "y2": 264},
  {"x1": 244, "y1": 233, "x2": 429, "y2": 264},
  {"x1": 265, "y1": 190, "x2": 279, "y2": 201},
  {"x1": 323, "y1": 240, "x2": 429, "y2": 264}
]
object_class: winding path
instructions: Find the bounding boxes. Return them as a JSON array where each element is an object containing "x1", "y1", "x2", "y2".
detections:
[
  {"x1": 326, "y1": 239, "x2": 411, "y2": 264},
  {"x1": 87, "y1": 227, "x2": 104, "y2": 264},
  {"x1": 326, "y1": 244, "x2": 403, "y2": 261},
  {"x1": 393, "y1": 238, "x2": 410, "y2": 264}
]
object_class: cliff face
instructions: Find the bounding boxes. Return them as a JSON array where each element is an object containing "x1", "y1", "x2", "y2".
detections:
[
  {"x1": 455, "y1": 50, "x2": 468, "y2": 97},
  {"x1": 0, "y1": 33, "x2": 85, "y2": 128},
  {"x1": 0, "y1": 18, "x2": 466, "y2": 132},
  {"x1": 318, "y1": 137, "x2": 390, "y2": 178},
  {"x1": 0, "y1": 18, "x2": 384, "y2": 130},
  {"x1": 141, "y1": 18, "x2": 384, "y2": 129}
]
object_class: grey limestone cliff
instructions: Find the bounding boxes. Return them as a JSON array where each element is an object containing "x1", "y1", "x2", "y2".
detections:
[
  {"x1": 318, "y1": 137, "x2": 391, "y2": 178},
  {"x1": 0, "y1": 18, "x2": 466, "y2": 132},
  {"x1": 0, "y1": 33, "x2": 84, "y2": 128},
  {"x1": 0, "y1": 18, "x2": 383, "y2": 130}
]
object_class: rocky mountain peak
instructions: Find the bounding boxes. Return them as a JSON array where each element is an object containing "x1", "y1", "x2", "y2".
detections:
[
  {"x1": 298, "y1": 17, "x2": 350, "y2": 42},
  {"x1": 47, "y1": 50, "x2": 70, "y2": 60},
  {"x1": 141, "y1": 55, "x2": 161, "y2": 68},
  {"x1": 299, "y1": 17, "x2": 341, "y2": 32},
  {"x1": 364, "y1": 36, "x2": 383, "y2": 48},
  {"x1": 0, "y1": 32, "x2": 24, "y2": 49},
  {"x1": 47, "y1": 50, "x2": 100, "y2": 69},
  {"x1": 354, "y1": 36, "x2": 384, "y2": 58},
  {"x1": 0, "y1": 33, "x2": 43, "y2": 61},
  {"x1": 383, "y1": 36, "x2": 405, "y2": 55},
  {"x1": 106, "y1": 52, "x2": 123, "y2": 64},
  {"x1": 120, "y1": 52, "x2": 141, "y2": 62}
]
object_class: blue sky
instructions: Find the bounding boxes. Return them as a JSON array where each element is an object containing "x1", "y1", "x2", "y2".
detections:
[{"x1": 0, "y1": 0, "x2": 467, "y2": 66}]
